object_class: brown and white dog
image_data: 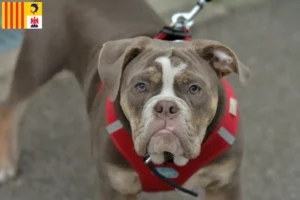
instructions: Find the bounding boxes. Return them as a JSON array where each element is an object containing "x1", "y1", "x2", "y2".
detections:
[{"x1": 0, "y1": 0, "x2": 250, "y2": 199}]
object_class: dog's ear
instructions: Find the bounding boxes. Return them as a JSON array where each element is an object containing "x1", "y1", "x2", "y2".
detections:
[
  {"x1": 98, "y1": 36, "x2": 151, "y2": 101},
  {"x1": 193, "y1": 40, "x2": 250, "y2": 86}
]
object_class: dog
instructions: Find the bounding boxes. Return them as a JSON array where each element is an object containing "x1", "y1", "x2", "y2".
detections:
[{"x1": 0, "y1": 0, "x2": 250, "y2": 199}]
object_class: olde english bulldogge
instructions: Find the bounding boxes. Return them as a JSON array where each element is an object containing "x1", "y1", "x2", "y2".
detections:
[{"x1": 0, "y1": 0, "x2": 250, "y2": 199}]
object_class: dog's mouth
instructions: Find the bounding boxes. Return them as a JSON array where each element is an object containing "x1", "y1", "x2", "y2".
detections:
[
  {"x1": 147, "y1": 151, "x2": 189, "y2": 166},
  {"x1": 147, "y1": 129, "x2": 184, "y2": 155},
  {"x1": 145, "y1": 129, "x2": 191, "y2": 166},
  {"x1": 164, "y1": 151, "x2": 174, "y2": 162}
]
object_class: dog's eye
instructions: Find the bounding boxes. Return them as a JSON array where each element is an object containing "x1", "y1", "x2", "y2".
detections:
[
  {"x1": 135, "y1": 82, "x2": 147, "y2": 92},
  {"x1": 189, "y1": 85, "x2": 201, "y2": 94}
]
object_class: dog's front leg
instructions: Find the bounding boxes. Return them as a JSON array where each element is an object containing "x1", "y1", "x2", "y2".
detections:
[
  {"x1": 0, "y1": 100, "x2": 29, "y2": 184},
  {"x1": 0, "y1": 20, "x2": 68, "y2": 183},
  {"x1": 97, "y1": 163, "x2": 140, "y2": 200}
]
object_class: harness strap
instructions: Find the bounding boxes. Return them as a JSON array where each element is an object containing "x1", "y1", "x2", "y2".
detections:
[
  {"x1": 104, "y1": 79, "x2": 238, "y2": 192},
  {"x1": 154, "y1": 26, "x2": 192, "y2": 41}
]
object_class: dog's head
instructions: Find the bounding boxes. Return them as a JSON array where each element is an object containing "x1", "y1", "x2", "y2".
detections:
[{"x1": 98, "y1": 36, "x2": 250, "y2": 166}]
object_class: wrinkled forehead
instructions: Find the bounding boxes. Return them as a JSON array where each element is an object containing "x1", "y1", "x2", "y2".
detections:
[{"x1": 123, "y1": 47, "x2": 211, "y2": 87}]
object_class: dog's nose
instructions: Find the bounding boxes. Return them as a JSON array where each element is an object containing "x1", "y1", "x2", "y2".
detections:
[{"x1": 154, "y1": 101, "x2": 179, "y2": 118}]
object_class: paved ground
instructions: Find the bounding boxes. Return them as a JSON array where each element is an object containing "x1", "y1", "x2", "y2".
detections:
[{"x1": 1, "y1": 0, "x2": 300, "y2": 199}]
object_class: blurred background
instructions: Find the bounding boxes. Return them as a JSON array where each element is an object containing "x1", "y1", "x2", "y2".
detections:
[{"x1": 0, "y1": 0, "x2": 299, "y2": 199}]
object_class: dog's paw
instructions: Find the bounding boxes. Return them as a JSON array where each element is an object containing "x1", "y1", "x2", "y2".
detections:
[
  {"x1": 0, "y1": 167, "x2": 17, "y2": 184},
  {"x1": 0, "y1": 162, "x2": 17, "y2": 185}
]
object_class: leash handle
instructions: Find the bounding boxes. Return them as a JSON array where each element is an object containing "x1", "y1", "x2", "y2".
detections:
[{"x1": 171, "y1": 0, "x2": 212, "y2": 30}]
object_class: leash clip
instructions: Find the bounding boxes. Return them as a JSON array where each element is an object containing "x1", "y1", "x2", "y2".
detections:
[{"x1": 171, "y1": 0, "x2": 211, "y2": 30}]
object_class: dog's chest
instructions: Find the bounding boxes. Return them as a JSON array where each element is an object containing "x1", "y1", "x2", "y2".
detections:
[
  {"x1": 183, "y1": 157, "x2": 237, "y2": 191},
  {"x1": 106, "y1": 157, "x2": 236, "y2": 195}
]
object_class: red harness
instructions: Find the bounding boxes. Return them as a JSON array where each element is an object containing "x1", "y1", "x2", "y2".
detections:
[{"x1": 99, "y1": 28, "x2": 239, "y2": 193}]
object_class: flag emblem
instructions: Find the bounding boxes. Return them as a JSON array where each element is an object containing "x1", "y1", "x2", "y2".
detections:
[{"x1": 1, "y1": 2, "x2": 43, "y2": 29}]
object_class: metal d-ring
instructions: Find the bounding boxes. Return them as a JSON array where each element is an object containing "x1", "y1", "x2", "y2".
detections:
[{"x1": 171, "y1": 0, "x2": 211, "y2": 30}]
